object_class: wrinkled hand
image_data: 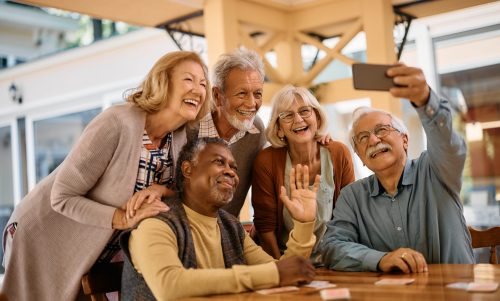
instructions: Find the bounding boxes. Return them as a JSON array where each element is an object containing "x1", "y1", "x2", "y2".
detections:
[
  {"x1": 378, "y1": 248, "x2": 428, "y2": 274},
  {"x1": 276, "y1": 256, "x2": 315, "y2": 286},
  {"x1": 127, "y1": 184, "x2": 173, "y2": 219},
  {"x1": 316, "y1": 133, "x2": 331, "y2": 145},
  {"x1": 280, "y1": 164, "x2": 320, "y2": 223},
  {"x1": 113, "y1": 199, "x2": 169, "y2": 230},
  {"x1": 387, "y1": 63, "x2": 430, "y2": 107}
]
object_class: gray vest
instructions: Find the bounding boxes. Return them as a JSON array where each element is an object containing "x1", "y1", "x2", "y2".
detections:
[{"x1": 120, "y1": 197, "x2": 247, "y2": 301}]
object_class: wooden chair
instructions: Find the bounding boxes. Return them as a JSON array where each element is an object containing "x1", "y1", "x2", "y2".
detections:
[
  {"x1": 81, "y1": 261, "x2": 124, "y2": 301},
  {"x1": 468, "y1": 226, "x2": 500, "y2": 264}
]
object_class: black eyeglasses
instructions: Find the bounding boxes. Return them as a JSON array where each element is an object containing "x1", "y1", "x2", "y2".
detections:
[
  {"x1": 278, "y1": 106, "x2": 314, "y2": 123},
  {"x1": 353, "y1": 124, "x2": 399, "y2": 146}
]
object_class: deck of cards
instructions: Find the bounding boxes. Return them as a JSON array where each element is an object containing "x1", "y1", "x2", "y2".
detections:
[
  {"x1": 374, "y1": 278, "x2": 415, "y2": 285},
  {"x1": 320, "y1": 288, "x2": 351, "y2": 300}
]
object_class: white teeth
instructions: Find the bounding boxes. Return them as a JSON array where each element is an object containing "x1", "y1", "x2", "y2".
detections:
[
  {"x1": 293, "y1": 126, "x2": 308, "y2": 132},
  {"x1": 237, "y1": 110, "x2": 255, "y2": 116},
  {"x1": 184, "y1": 99, "x2": 198, "y2": 106}
]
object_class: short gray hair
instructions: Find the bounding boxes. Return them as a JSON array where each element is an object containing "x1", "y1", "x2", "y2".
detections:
[
  {"x1": 266, "y1": 85, "x2": 328, "y2": 148},
  {"x1": 349, "y1": 106, "x2": 408, "y2": 149},
  {"x1": 212, "y1": 48, "x2": 265, "y2": 92},
  {"x1": 175, "y1": 137, "x2": 228, "y2": 196}
]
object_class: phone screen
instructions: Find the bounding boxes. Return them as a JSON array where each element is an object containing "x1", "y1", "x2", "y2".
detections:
[{"x1": 352, "y1": 63, "x2": 396, "y2": 91}]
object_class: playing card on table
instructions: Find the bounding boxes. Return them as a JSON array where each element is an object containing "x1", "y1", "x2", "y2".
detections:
[
  {"x1": 320, "y1": 288, "x2": 351, "y2": 300},
  {"x1": 446, "y1": 282, "x2": 470, "y2": 290},
  {"x1": 467, "y1": 282, "x2": 499, "y2": 292},
  {"x1": 303, "y1": 280, "x2": 337, "y2": 289},
  {"x1": 255, "y1": 286, "x2": 299, "y2": 295},
  {"x1": 374, "y1": 278, "x2": 415, "y2": 285}
]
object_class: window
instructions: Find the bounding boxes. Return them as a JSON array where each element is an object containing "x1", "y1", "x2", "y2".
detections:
[
  {"x1": 0, "y1": 125, "x2": 14, "y2": 273},
  {"x1": 32, "y1": 108, "x2": 101, "y2": 184},
  {"x1": 440, "y1": 64, "x2": 500, "y2": 228}
]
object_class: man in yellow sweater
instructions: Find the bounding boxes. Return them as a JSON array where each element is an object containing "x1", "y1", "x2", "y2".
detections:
[{"x1": 120, "y1": 137, "x2": 319, "y2": 300}]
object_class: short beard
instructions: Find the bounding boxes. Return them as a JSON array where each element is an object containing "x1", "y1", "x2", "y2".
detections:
[
  {"x1": 223, "y1": 109, "x2": 255, "y2": 132},
  {"x1": 209, "y1": 188, "x2": 234, "y2": 206}
]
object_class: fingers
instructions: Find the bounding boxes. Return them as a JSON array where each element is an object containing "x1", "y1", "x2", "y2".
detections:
[
  {"x1": 400, "y1": 252, "x2": 417, "y2": 273},
  {"x1": 301, "y1": 165, "x2": 309, "y2": 190},
  {"x1": 386, "y1": 64, "x2": 430, "y2": 106},
  {"x1": 289, "y1": 167, "x2": 297, "y2": 191},
  {"x1": 276, "y1": 256, "x2": 316, "y2": 286},
  {"x1": 279, "y1": 186, "x2": 291, "y2": 206},
  {"x1": 398, "y1": 249, "x2": 428, "y2": 273},
  {"x1": 412, "y1": 252, "x2": 428, "y2": 273},
  {"x1": 311, "y1": 175, "x2": 320, "y2": 193},
  {"x1": 127, "y1": 195, "x2": 138, "y2": 219},
  {"x1": 128, "y1": 203, "x2": 169, "y2": 228}
]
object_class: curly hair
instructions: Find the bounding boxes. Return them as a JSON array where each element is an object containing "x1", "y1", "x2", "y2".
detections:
[{"x1": 174, "y1": 137, "x2": 229, "y2": 196}]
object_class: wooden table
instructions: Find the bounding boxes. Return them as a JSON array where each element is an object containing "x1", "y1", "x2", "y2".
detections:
[{"x1": 181, "y1": 264, "x2": 500, "y2": 300}]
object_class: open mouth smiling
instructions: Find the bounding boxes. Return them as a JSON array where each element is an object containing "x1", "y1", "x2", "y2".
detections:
[
  {"x1": 236, "y1": 109, "x2": 255, "y2": 117},
  {"x1": 292, "y1": 126, "x2": 309, "y2": 133},
  {"x1": 183, "y1": 99, "x2": 199, "y2": 108},
  {"x1": 368, "y1": 146, "x2": 390, "y2": 158}
]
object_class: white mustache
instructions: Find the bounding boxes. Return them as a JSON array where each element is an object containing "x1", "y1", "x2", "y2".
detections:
[{"x1": 366, "y1": 142, "x2": 392, "y2": 159}]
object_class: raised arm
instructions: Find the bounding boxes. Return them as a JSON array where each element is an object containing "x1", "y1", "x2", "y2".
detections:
[
  {"x1": 388, "y1": 63, "x2": 466, "y2": 193},
  {"x1": 416, "y1": 92, "x2": 466, "y2": 193}
]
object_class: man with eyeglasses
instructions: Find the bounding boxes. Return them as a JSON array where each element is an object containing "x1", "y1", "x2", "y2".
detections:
[{"x1": 320, "y1": 63, "x2": 474, "y2": 273}]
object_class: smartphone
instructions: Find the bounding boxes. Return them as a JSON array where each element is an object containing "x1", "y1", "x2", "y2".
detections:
[{"x1": 352, "y1": 63, "x2": 397, "y2": 91}]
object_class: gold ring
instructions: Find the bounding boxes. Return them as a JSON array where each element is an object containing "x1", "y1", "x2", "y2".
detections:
[{"x1": 401, "y1": 253, "x2": 408, "y2": 259}]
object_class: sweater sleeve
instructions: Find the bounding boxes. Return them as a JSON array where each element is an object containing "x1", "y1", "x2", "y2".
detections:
[
  {"x1": 50, "y1": 109, "x2": 122, "y2": 228},
  {"x1": 129, "y1": 219, "x2": 279, "y2": 301},
  {"x1": 244, "y1": 219, "x2": 316, "y2": 263},
  {"x1": 251, "y1": 149, "x2": 278, "y2": 233},
  {"x1": 329, "y1": 141, "x2": 355, "y2": 202}
]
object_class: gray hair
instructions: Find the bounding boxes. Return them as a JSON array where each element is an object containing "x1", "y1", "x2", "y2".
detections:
[
  {"x1": 212, "y1": 48, "x2": 265, "y2": 92},
  {"x1": 266, "y1": 85, "x2": 328, "y2": 148},
  {"x1": 175, "y1": 137, "x2": 228, "y2": 196},
  {"x1": 349, "y1": 106, "x2": 409, "y2": 149}
]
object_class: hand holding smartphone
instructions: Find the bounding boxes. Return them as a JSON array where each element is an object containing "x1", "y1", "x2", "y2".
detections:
[{"x1": 352, "y1": 63, "x2": 399, "y2": 91}]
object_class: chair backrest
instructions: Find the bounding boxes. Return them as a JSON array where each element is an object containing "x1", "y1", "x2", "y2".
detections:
[
  {"x1": 468, "y1": 226, "x2": 500, "y2": 264},
  {"x1": 81, "y1": 261, "x2": 124, "y2": 301}
]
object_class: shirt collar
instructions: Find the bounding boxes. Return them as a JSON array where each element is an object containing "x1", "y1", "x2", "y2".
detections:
[
  {"x1": 369, "y1": 159, "x2": 414, "y2": 197},
  {"x1": 198, "y1": 112, "x2": 260, "y2": 145}
]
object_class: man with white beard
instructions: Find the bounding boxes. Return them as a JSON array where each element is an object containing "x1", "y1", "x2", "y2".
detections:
[{"x1": 188, "y1": 48, "x2": 267, "y2": 217}]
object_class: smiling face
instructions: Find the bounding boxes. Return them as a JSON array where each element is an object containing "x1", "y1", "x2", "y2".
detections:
[
  {"x1": 215, "y1": 69, "x2": 263, "y2": 131},
  {"x1": 277, "y1": 97, "x2": 319, "y2": 146},
  {"x1": 164, "y1": 59, "x2": 207, "y2": 121},
  {"x1": 183, "y1": 143, "x2": 239, "y2": 215},
  {"x1": 354, "y1": 111, "x2": 408, "y2": 174}
]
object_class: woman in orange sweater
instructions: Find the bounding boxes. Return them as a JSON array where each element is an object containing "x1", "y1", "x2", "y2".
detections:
[{"x1": 252, "y1": 85, "x2": 355, "y2": 264}]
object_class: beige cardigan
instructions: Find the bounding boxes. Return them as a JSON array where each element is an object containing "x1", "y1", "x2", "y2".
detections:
[{"x1": 1, "y1": 103, "x2": 187, "y2": 301}]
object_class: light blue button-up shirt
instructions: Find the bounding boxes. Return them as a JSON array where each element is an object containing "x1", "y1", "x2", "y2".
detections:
[{"x1": 320, "y1": 91, "x2": 474, "y2": 272}]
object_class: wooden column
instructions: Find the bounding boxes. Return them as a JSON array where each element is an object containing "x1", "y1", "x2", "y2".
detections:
[
  {"x1": 203, "y1": 0, "x2": 239, "y2": 69},
  {"x1": 362, "y1": 0, "x2": 401, "y2": 115}
]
